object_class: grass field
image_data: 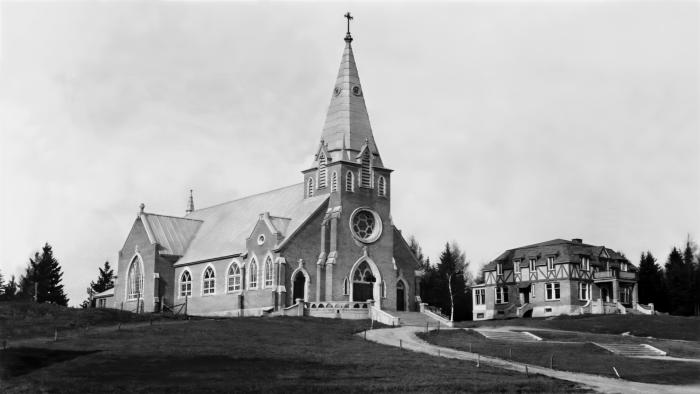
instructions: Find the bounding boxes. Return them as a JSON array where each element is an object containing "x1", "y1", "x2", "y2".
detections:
[
  {"x1": 0, "y1": 315, "x2": 585, "y2": 393},
  {"x1": 456, "y1": 314, "x2": 700, "y2": 341},
  {"x1": 419, "y1": 329, "x2": 700, "y2": 385}
]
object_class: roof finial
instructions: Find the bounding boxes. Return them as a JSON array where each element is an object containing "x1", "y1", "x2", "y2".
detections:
[
  {"x1": 186, "y1": 189, "x2": 194, "y2": 214},
  {"x1": 344, "y1": 12, "x2": 353, "y2": 43},
  {"x1": 139, "y1": 203, "x2": 145, "y2": 215}
]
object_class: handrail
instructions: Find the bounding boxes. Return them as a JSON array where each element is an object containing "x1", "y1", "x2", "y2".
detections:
[
  {"x1": 370, "y1": 305, "x2": 400, "y2": 326},
  {"x1": 420, "y1": 304, "x2": 454, "y2": 327}
]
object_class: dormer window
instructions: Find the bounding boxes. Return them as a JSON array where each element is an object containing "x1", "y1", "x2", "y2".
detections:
[
  {"x1": 529, "y1": 259, "x2": 536, "y2": 271},
  {"x1": 620, "y1": 262, "x2": 628, "y2": 272},
  {"x1": 360, "y1": 149, "x2": 372, "y2": 188},
  {"x1": 547, "y1": 257, "x2": 555, "y2": 272},
  {"x1": 345, "y1": 171, "x2": 355, "y2": 192},
  {"x1": 496, "y1": 263, "x2": 503, "y2": 276},
  {"x1": 581, "y1": 257, "x2": 590, "y2": 271},
  {"x1": 318, "y1": 152, "x2": 327, "y2": 189}
]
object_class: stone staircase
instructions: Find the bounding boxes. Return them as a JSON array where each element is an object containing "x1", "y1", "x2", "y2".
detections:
[
  {"x1": 391, "y1": 311, "x2": 445, "y2": 327},
  {"x1": 474, "y1": 329, "x2": 542, "y2": 342},
  {"x1": 593, "y1": 343, "x2": 667, "y2": 357}
]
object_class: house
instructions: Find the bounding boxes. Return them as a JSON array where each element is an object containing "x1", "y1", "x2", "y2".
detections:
[
  {"x1": 102, "y1": 18, "x2": 422, "y2": 319},
  {"x1": 472, "y1": 238, "x2": 640, "y2": 320}
]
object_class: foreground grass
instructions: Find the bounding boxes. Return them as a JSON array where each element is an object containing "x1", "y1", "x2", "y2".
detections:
[
  {"x1": 419, "y1": 329, "x2": 700, "y2": 385},
  {"x1": 0, "y1": 301, "x2": 176, "y2": 340},
  {"x1": 1, "y1": 317, "x2": 585, "y2": 393},
  {"x1": 457, "y1": 314, "x2": 700, "y2": 341}
]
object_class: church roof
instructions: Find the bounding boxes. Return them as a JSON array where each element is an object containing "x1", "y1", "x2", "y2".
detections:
[
  {"x1": 140, "y1": 213, "x2": 202, "y2": 256},
  {"x1": 175, "y1": 183, "x2": 329, "y2": 266},
  {"x1": 320, "y1": 35, "x2": 383, "y2": 167}
]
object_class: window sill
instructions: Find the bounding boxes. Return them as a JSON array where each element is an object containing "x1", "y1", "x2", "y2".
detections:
[
  {"x1": 545, "y1": 299, "x2": 560, "y2": 302},
  {"x1": 202, "y1": 293, "x2": 216, "y2": 297}
]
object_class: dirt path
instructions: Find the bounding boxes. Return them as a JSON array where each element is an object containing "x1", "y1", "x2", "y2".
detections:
[{"x1": 363, "y1": 326, "x2": 700, "y2": 394}]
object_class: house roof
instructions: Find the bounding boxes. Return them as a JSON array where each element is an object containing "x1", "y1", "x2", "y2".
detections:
[
  {"x1": 483, "y1": 239, "x2": 629, "y2": 271},
  {"x1": 174, "y1": 183, "x2": 328, "y2": 266},
  {"x1": 319, "y1": 35, "x2": 383, "y2": 168},
  {"x1": 93, "y1": 288, "x2": 114, "y2": 298},
  {"x1": 140, "y1": 213, "x2": 202, "y2": 256}
]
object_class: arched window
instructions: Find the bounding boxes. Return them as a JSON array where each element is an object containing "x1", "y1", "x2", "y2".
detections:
[
  {"x1": 360, "y1": 149, "x2": 372, "y2": 188},
  {"x1": 343, "y1": 278, "x2": 349, "y2": 295},
  {"x1": 378, "y1": 176, "x2": 386, "y2": 197},
  {"x1": 345, "y1": 171, "x2": 354, "y2": 192},
  {"x1": 203, "y1": 266, "x2": 216, "y2": 295},
  {"x1": 318, "y1": 152, "x2": 327, "y2": 189},
  {"x1": 353, "y1": 261, "x2": 375, "y2": 283},
  {"x1": 264, "y1": 257, "x2": 273, "y2": 287},
  {"x1": 331, "y1": 171, "x2": 338, "y2": 192},
  {"x1": 180, "y1": 270, "x2": 192, "y2": 297},
  {"x1": 249, "y1": 259, "x2": 258, "y2": 289},
  {"x1": 381, "y1": 280, "x2": 387, "y2": 298},
  {"x1": 307, "y1": 177, "x2": 314, "y2": 197},
  {"x1": 127, "y1": 257, "x2": 143, "y2": 300},
  {"x1": 228, "y1": 264, "x2": 241, "y2": 292}
]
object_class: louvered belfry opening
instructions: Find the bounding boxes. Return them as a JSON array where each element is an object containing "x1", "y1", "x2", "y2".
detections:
[
  {"x1": 360, "y1": 149, "x2": 371, "y2": 188},
  {"x1": 318, "y1": 152, "x2": 327, "y2": 189}
]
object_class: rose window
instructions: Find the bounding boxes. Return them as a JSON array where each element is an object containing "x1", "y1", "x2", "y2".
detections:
[{"x1": 349, "y1": 208, "x2": 382, "y2": 243}]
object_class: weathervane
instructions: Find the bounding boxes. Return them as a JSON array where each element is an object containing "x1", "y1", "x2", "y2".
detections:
[{"x1": 344, "y1": 12, "x2": 353, "y2": 42}]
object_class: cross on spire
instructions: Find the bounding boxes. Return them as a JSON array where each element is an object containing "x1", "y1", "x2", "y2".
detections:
[{"x1": 344, "y1": 12, "x2": 353, "y2": 42}]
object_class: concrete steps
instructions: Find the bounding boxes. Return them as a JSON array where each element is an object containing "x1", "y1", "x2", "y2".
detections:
[
  {"x1": 391, "y1": 311, "x2": 445, "y2": 327},
  {"x1": 593, "y1": 343, "x2": 667, "y2": 357},
  {"x1": 474, "y1": 329, "x2": 542, "y2": 342}
]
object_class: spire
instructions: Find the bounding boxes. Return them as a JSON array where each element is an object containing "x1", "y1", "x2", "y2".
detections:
[
  {"x1": 186, "y1": 189, "x2": 194, "y2": 214},
  {"x1": 319, "y1": 13, "x2": 383, "y2": 168}
]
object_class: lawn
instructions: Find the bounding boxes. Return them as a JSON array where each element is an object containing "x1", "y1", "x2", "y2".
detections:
[
  {"x1": 456, "y1": 314, "x2": 700, "y2": 341},
  {"x1": 0, "y1": 301, "x2": 176, "y2": 340},
  {"x1": 419, "y1": 329, "x2": 700, "y2": 385},
  {"x1": 0, "y1": 317, "x2": 586, "y2": 393}
]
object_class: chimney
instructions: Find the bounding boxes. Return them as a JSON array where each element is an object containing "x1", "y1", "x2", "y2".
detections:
[
  {"x1": 186, "y1": 189, "x2": 194, "y2": 214},
  {"x1": 572, "y1": 238, "x2": 582, "y2": 244}
]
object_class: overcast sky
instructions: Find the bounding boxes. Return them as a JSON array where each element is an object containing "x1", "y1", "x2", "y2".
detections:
[{"x1": 1, "y1": 1, "x2": 698, "y2": 306}]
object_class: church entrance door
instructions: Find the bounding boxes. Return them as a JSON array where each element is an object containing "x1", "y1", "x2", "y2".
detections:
[
  {"x1": 352, "y1": 261, "x2": 376, "y2": 302},
  {"x1": 292, "y1": 272, "x2": 305, "y2": 301},
  {"x1": 396, "y1": 280, "x2": 406, "y2": 311}
]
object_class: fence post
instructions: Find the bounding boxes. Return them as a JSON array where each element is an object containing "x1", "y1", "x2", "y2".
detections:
[
  {"x1": 364, "y1": 330, "x2": 367, "y2": 340},
  {"x1": 476, "y1": 353, "x2": 480, "y2": 368},
  {"x1": 54, "y1": 329, "x2": 58, "y2": 342},
  {"x1": 425, "y1": 321, "x2": 428, "y2": 334},
  {"x1": 469, "y1": 343, "x2": 472, "y2": 353},
  {"x1": 400, "y1": 339, "x2": 402, "y2": 349},
  {"x1": 613, "y1": 366, "x2": 621, "y2": 379},
  {"x1": 550, "y1": 354, "x2": 554, "y2": 369},
  {"x1": 437, "y1": 321, "x2": 440, "y2": 333},
  {"x1": 525, "y1": 365, "x2": 529, "y2": 378},
  {"x1": 509, "y1": 347, "x2": 512, "y2": 359}
]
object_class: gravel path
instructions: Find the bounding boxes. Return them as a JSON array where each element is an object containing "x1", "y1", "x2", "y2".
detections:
[{"x1": 363, "y1": 326, "x2": 700, "y2": 394}]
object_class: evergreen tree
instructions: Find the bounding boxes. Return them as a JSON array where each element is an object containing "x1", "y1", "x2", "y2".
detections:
[
  {"x1": 408, "y1": 235, "x2": 429, "y2": 270},
  {"x1": 3, "y1": 275, "x2": 18, "y2": 299},
  {"x1": 0, "y1": 269, "x2": 4, "y2": 295},
  {"x1": 682, "y1": 239, "x2": 699, "y2": 315},
  {"x1": 18, "y1": 243, "x2": 69, "y2": 306},
  {"x1": 422, "y1": 242, "x2": 471, "y2": 321},
  {"x1": 664, "y1": 246, "x2": 691, "y2": 315},
  {"x1": 82, "y1": 261, "x2": 115, "y2": 307},
  {"x1": 637, "y1": 252, "x2": 667, "y2": 310}
]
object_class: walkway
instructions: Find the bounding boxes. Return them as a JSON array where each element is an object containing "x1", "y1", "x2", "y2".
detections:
[{"x1": 363, "y1": 326, "x2": 700, "y2": 394}]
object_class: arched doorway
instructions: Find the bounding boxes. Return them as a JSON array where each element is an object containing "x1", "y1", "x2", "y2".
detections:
[
  {"x1": 353, "y1": 261, "x2": 375, "y2": 302},
  {"x1": 396, "y1": 280, "x2": 406, "y2": 311},
  {"x1": 292, "y1": 272, "x2": 306, "y2": 301}
]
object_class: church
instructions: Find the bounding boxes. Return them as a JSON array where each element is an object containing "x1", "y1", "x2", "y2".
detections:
[{"x1": 101, "y1": 17, "x2": 422, "y2": 318}]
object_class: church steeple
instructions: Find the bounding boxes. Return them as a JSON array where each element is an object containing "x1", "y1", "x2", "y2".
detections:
[
  {"x1": 319, "y1": 13, "x2": 383, "y2": 168},
  {"x1": 186, "y1": 189, "x2": 194, "y2": 214}
]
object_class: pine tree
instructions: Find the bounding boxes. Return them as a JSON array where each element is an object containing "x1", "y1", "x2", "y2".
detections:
[
  {"x1": 4, "y1": 275, "x2": 18, "y2": 299},
  {"x1": 408, "y1": 235, "x2": 428, "y2": 270},
  {"x1": 0, "y1": 269, "x2": 4, "y2": 295},
  {"x1": 82, "y1": 261, "x2": 115, "y2": 307},
  {"x1": 18, "y1": 243, "x2": 69, "y2": 306},
  {"x1": 665, "y1": 246, "x2": 691, "y2": 315},
  {"x1": 422, "y1": 242, "x2": 471, "y2": 321},
  {"x1": 682, "y1": 238, "x2": 699, "y2": 315},
  {"x1": 637, "y1": 251, "x2": 666, "y2": 310}
]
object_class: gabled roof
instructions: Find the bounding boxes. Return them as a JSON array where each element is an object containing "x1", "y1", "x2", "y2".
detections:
[
  {"x1": 140, "y1": 213, "x2": 202, "y2": 256},
  {"x1": 175, "y1": 183, "x2": 328, "y2": 266},
  {"x1": 320, "y1": 36, "x2": 384, "y2": 168},
  {"x1": 93, "y1": 288, "x2": 114, "y2": 298},
  {"x1": 483, "y1": 239, "x2": 628, "y2": 271}
]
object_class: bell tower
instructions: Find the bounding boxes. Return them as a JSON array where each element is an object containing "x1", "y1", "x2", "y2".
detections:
[{"x1": 303, "y1": 13, "x2": 395, "y2": 307}]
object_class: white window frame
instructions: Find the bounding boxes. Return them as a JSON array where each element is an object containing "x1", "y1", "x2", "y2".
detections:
[
  {"x1": 475, "y1": 288, "x2": 485, "y2": 305},
  {"x1": 179, "y1": 269, "x2": 192, "y2": 298},
  {"x1": 331, "y1": 171, "x2": 338, "y2": 192},
  {"x1": 547, "y1": 257, "x2": 555, "y2": 272},
  {"x1": 545, "y1": 282, "x2": 560, "y2": 301},
  {"x1": 496, "y1": 263, "x2": 503, "y2": 276},
  {"x1": 620, "y1": 262, "x2": 628, "y2": 272},
  {"x1": 495, "y1": 287, "x2": 509, "y2": 304},
  {"x1": 264, "y1": 257, "x2": 273, "y2": 288},
  {"x1": 227, "y1": 263, "x2": 241, "y2": 293},
  {"x1": 378, "y1": 176, "x2": 386, "y2": 197},
  {"x1": 126, "y1": 256, "x2": 144, "y2": 301},
  {"x1": 202, "y1": 266, "x2": 216, "y2": 296},
  {"x1": 529, "y1": 283, "x2": 536, "y2": 299},
  {"x1": 578, "y1": 282, "x2": 590, "y2": 301},
  {"x1": 529, "y1": 259, "x2": 536, "y2": 271},
  {"x1": 249, "y1": 259, "x2": 258, "y2": 289}
]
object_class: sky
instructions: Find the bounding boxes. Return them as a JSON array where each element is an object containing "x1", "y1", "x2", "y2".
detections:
[{"x1": 0, "y1": 1, "x2": 698, "y2": 306}]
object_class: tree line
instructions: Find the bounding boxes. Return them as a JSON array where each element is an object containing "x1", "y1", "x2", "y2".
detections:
[{"x1": 637, "y1": 237, "x2": 699, "y2": 316}]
